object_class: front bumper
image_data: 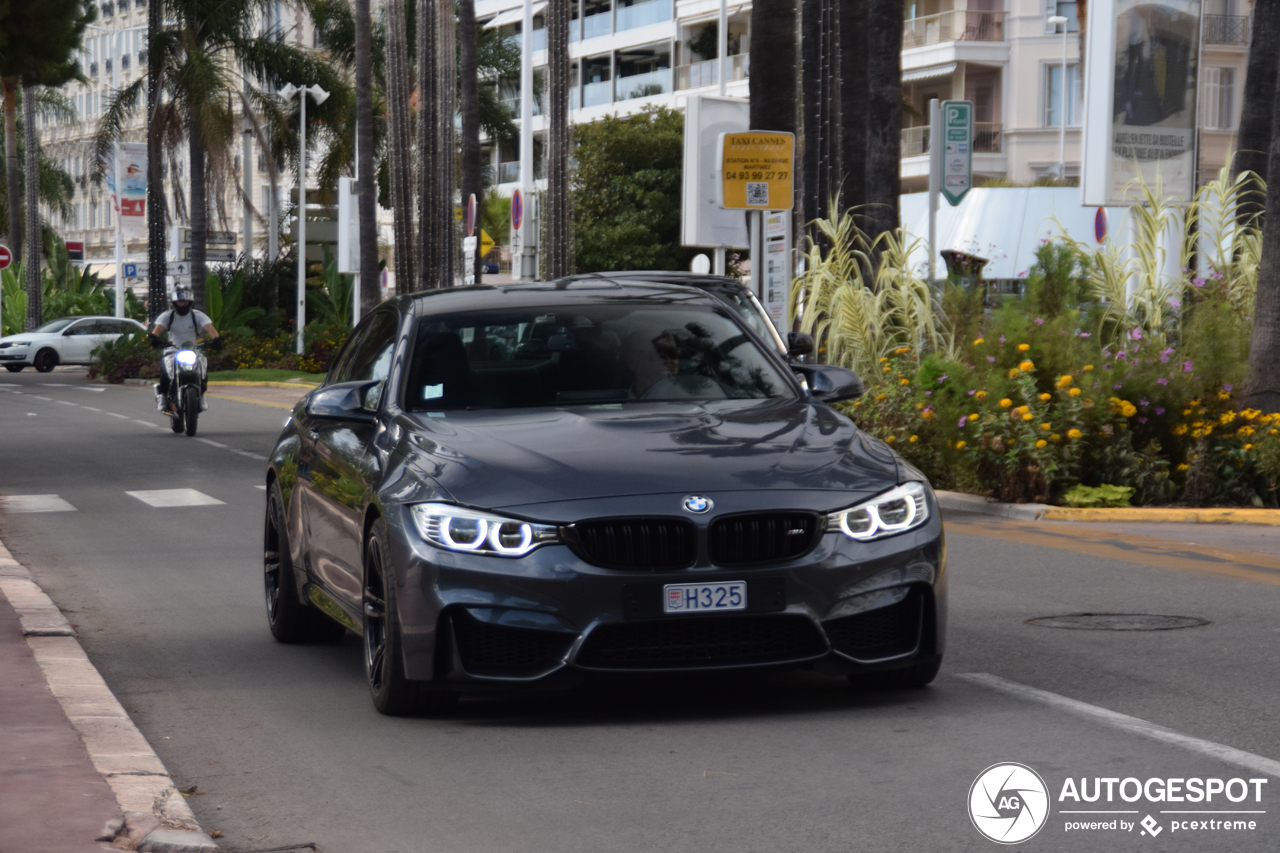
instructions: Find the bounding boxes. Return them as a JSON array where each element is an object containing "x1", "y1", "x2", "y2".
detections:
[
  {"x1": 0, "y1": 351, "x2": 30, "y2": 363},
  {"x1": 384, "y1": 500, "x2": 947, "y2": 687}
]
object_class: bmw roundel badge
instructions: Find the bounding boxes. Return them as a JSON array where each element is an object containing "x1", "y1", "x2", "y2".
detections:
[{"x1": 682, "y1": 495, "x2": 713, "y2": 513}]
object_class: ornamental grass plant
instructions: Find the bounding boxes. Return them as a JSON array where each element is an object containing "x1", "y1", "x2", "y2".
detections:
[{"x1": 794, "y1": 172, "x2": 1280, "y2": 507}]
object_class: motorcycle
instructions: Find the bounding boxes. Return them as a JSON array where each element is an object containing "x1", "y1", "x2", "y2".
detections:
[{"x1": 151, "y1": 336, "x2": 219, "y2": 436}]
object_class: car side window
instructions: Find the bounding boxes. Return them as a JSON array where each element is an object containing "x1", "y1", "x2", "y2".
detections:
[
  {"x1": 327, "y1": 323, "x2": 372, "y2": 386},
  {"x1": 346, "y1": 312, "x2": 399, "y2": 409},
  {"x1": 65, "y1": 320, "x2": 95, "y2": 336}
]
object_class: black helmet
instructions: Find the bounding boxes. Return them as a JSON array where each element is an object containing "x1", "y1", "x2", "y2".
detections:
[{"x1": 170, "y1": 288, "x2": 194, "y2": 315}]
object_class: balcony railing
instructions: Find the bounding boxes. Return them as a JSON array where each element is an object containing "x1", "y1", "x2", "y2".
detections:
[
  {"x1": 676, "y1": 54, "x2": 749, "y2": 90},
  {"x1": 616, "y1": 68, "x2": 670, "y2": 101},
  {"x1": 582, "y1": 11, "x2": 611, "y2": 39},
  {"x1": 583, "y1": 79, "x2": 612, "y2": 107},
  {"x1": 616, "y1": 0, "x2": 671, "y2": 31},
  {"x1": 1203, "y1": 14, "x2": 1248, "y2": 45},
  {"x1": 902, "y1": 10, "x2": 1005, "y2": 48},
  {"x1": 498, "y1": 161, "x2": 519, "y2": 184},
  {"x1": 901, "y1": 122, "x2": 1003, "y2": 156}
]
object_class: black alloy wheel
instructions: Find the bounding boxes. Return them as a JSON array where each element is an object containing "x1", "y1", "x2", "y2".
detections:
[
  {"x1": 264, "y1": 480, "x2": 345, "y2": 643},
  {"x1": 33, "y1": 349, "x2": 58, "y2": 373},
  {"x1": 182, "y1": 386, "x2": 199, "y2": 436},
  {"x1": 3, "y1": 364, "x2": 23, "y2": 372},
  {"x1": 363, "y1": 518, "x2": 458, "y2": 716}
]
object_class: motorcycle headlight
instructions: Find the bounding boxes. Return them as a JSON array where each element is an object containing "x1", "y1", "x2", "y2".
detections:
[
  {"x1": 175, "y1": 350, "x2": 198, "y2": 367},
  {"x1": 828, "y1": 482, "x2": 930, "y2": 541},
  {"x1": 410, "y1": 503, "x2": 560, "y2": 557}
]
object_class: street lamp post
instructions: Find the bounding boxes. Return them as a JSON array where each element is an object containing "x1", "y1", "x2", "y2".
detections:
[
  {"x1": 87, "y1": 23, "x2": 145, "y2": 318},
  {"x1": 1049, "y1": 14, "x2": 1069, "y2": 182},
  {"x1": 279, "y1": 83, "x2": 329, "y2": 355}
]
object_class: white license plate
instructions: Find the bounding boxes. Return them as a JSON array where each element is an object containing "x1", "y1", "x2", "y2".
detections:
[{"x1": 663, "y1": 581, "x2": 747, "y2": 614}]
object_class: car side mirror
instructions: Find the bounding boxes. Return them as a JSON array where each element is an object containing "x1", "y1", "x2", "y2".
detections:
[
  {"x1": 305, "y1": 379, "x2": 380, "y2": 423},
  {"x1": 786, "y1": 331, "x2": 814, "y2": 357},
  {"x1": 62, "y1": 328, "x2": 77, "y2": 336},
  {"x1": 792, "y1": 364, "x2": 864, "y2": 403}
]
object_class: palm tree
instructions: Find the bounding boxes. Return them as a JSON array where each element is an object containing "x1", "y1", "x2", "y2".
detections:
[
  {"x1": 1234, "y1": 0, "x2": 1279, "y2": 224},
  {"x1": 96, "y1": 0, "x2": 346, "y2": 311},
  {"x1": 0, "y1": 0, "x2": 93, "y2": 266},
  {"x1": 542, "y1": 0, "x2": 571, "y2": 279},
  {"x1": 0, "y1": 90, "x2": 78, "y2": 239},
  {"x1": 459, "y1": 0, "x2": 485, "y2": 282},
  {"x1": 385, "y1": 0, "x2": 416, "y2": 291},
  {"x1": 863, "y1": 0, "x2": 902, "y2": 239},
  {"x1": 749, "y1": 0, "x2": 797, "y2": 137}
]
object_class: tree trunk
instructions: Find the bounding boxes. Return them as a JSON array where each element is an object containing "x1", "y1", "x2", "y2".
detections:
[
  {"x1": 459, "y1": 0, "x2": 484, "y2": 283},
  {"x1": 146, "y1": 0, "x2": 166, "y2": 319},
  {"x1": 189, "y1": 131, "x2": 207, "y2": 312},
  {"x1": 433, "y1": 0, "x2": 456, "y2": 288},
  {"x1": 863, "y1": 0, "x2": 902, "y2": 240},
  {"x1": 386, "y1": 0, "x2": 416, "y2": 292},
  {"x1": 542, "y1": 0, "x2": 570, "y2": 279},
  {"x1": 800, "y1": 0, "x2": 823, "y2": 236},
  {"x1": 355, "y1": 0, "x2": 380, "y2": 311},
  {"x1": 749, "y1": 0, "x2": 797, "y2": 135},
  {"x1": 839, "y1": 0, "x2": 868, "y2": 223},
  {"x1": 1244, "y1": 56, "x2": 1280, "y2": 412},
  {"x1": 23, "y1": 84, "x2": 40, "y2": 331},
  {"x1": 417, "y1": 0, "x2": 437, "y2": 288},
  {"x1": 1234, "y1": 0, "x2": 1279, "y2": 224},
  {"x1": 5, "y1": 80, "x2": 22, "y2": 264}
]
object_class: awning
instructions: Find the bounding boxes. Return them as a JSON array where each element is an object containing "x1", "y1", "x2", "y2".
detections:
[
  {"x1": 86, "y1": 262, "x2": 116, "y2": 281},
  {"x1": 482, "y1": 3, "x2": 546, "y2": 29},
  {"x1": 903, "y1": 62, "x2": 957, "y2": 83}
]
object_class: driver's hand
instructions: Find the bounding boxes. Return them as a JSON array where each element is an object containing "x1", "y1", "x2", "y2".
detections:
[{"x1": 208, "y1": 337, "x2": 224, "y2": 352}]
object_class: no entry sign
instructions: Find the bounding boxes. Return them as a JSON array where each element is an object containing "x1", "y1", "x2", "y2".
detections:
[
  {"x1": 511, "y1": 189, "x2": 523, "y2": 232},
  {"x1": 0, "y1": 244, "x2": 11, "y2": 270}
]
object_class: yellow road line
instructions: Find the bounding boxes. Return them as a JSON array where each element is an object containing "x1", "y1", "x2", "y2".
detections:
[
  {"x1": 1040, "y1": 506, "x2": 1280, "y2": 526},
  {"x1": 947, "y1": 518, "x2": 1280, "y2": 586},
  {"x1": 207, "y1": 380, "x2": 319, "y2": 389}
]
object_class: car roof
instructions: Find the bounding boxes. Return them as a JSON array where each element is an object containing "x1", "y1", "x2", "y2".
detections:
[
  {"x1": 561, "y1": 270, "x2": 749, "y2": 291},
  {"x1": 404, "y1": 278, "x2": 727, "y2": 315}
]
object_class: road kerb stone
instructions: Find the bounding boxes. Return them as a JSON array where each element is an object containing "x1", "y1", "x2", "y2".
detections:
[
  {"x1": 935, "y1": 490, "x2": 1280, "y2": 525},
  {"x1": 0, "y1": 537, "x2": 218, "y2": 851}
]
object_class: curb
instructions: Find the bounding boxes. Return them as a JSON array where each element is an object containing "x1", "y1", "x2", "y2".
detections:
[
  {"x1": 0, "y1": 540, "x2": 217, "y2": 852},
  {"x1": 935, "y1": 490, "x2": 1280, "y2": 526}
]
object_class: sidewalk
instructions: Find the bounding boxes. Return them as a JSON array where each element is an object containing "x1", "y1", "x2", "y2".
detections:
[{"x1": 0, "y1": 540, "x2": 216, "y2": 852}]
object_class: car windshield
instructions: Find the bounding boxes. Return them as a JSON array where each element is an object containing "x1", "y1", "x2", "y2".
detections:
[
  {"x1": 406, "y1": 302, "x2": 794, "y2": 411},
  {"x1": 33, "y1": 318, "x2": 77, "y2": 334}
]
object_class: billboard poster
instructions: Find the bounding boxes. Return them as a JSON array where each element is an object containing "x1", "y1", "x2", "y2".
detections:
[
  {"x1": 1082, "y1": 0, "x2": 1200, "y2": 206},
  {"x1": 107, "y1": 142, "x2": 147, "y2": 239}
]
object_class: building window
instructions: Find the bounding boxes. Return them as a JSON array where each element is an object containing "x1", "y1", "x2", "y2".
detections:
[
  {"x1": 1045, "y1": 63, "x2": 1081, "y2": 127},
  {"x1": 1203, "y1": 67, "x2": 1236, "y2": 129},
  {"x1": 90, "y1": 202, "x2": 98, "y2": 229},
  {"x1": 1046, "y1": 0, "x2": 1079, "y2": 32}
]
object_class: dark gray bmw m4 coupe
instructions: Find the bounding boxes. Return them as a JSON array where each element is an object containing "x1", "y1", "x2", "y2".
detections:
[{"x1": 264, "y1": 279, "x2": 946, "y2": 715}]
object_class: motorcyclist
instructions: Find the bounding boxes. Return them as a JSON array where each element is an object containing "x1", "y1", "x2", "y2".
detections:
[{"x1": 149, "y1": 288, "x2": 220, "y2": 412}]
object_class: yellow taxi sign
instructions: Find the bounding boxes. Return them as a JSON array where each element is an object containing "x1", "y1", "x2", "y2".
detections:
[
  {"x1": 479, "y1": 229, "x2": 495, "y2": 256},
  {"x1": 717, "y1": 131, "x2": 795, "y2": 210}
]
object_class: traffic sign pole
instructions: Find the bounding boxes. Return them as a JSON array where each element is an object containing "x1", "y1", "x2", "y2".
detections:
[{"x1": 928, "y1": 99, "x2": 939, "y2": 286}]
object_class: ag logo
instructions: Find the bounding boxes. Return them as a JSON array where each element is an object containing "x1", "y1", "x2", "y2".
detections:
[{"x1": 968, "y1": 762, "x2": 1050, "y2": 844}]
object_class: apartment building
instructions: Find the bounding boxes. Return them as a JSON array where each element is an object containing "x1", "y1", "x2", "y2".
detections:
[
  {"x1": 481, "y1": 0, "x2": 1250, "y2": 194},
  {"x1": 36, "y1": 1, "x2": 313, "y2": 276}
]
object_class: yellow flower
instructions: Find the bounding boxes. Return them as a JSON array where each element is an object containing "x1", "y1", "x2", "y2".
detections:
[
  {"x1": 1021, "y1": 412, "x2": 1034, "y2": 422},
  {"x1": 900, "y1": 378, "x2": 910, "y2": 385},
  {"x1": 1177, "y1": 463, "x2": 1190, "y2": 472},
  {"x1": 908, "y1": 434, "x2": 918, "y2": 443},
  {"x1": 975, "y1": 390, "x2": 987, "y2": 401},
  {"x1": 1050, "y1": 433, "x2": 1061, "y2": 442},
  {"x1": 1039, "y1": 393, "x2": 1052, "y2": 402},
  {"x1": 1057, "y1": 375, "x2": 1073, "y2": 388},
  {"x1": 954, "y1": 440, "x2": 966, "y2": 450},
  {"x1": 921, "y1": 409, "x2": 935, "y2": 420},
  {"x1": 915, "y1": 402, "x2": 925, "y2": 409},
  {"x1": 1238, "y1": 426, "x2": 1256, "y2": 436},
  {"x1": 1121, "y1": 403, "x2": 1137, "y2": 418},
  {"x1": 1217, "y1": 391, "x2": 1231, "y2": 400},
  {"x1": 1172, "y1": 424, "x2": 1188, "y2": 435},
  {"x1": 1069, "y1": 387, "x2": 1081, "y2": 397},
  {"x1": 1244, "y1": 443, "x2": 1254, "y2": 451},
  {"x1": 1067, "y1": 428, "x2": 1083, "y2": 440},
  {"x1": 1219, "y1": 412, "x2": 1237, "y2": 425},
  {"x1": 1019, "y1": 360, "x2": 1035, "y2": 371},
  {"x1": 1041, "y1": 423, "x2": 1051, "y2": 431},
  {"x1": 1007, "y1": 368, "x2": 1021, "y2": 379},
  {"x1": 1083, "y1": 365, "x2": 1094, "y2": 372},
  {"x1": 894, "y1": 346, "x2": 911, "y2": 355},
  {"x1": 1270, "y1": 429, "x2": 1279, "y2": 436},
  {"x1": 973, "y1": 337, "x2": 985, "y2": 345},
  {"x1": 878, "y1": 356, "x2": 889, "y2": 363},
  {"x1": 876, "y1": 393, "x2": 887, "y2": 401},
  {"x1": 1017, "y1": 343, "x2": 1031, "y2": 352},
  {"x1": 999, "y1": 398, "x2": 1013, "y2": 408},
  {"x1": 969, "y1": 413, "x2": 979, "y2": 421},
  {"x1": 1035, "y1": 439, "x2": 1048, "y2": 448},
  {"x1": 885, "y1": 435, "x2": 896, "y2": 444},
  {"x1": 882, "y1": 366, "x2": 891, "y2": 373}
]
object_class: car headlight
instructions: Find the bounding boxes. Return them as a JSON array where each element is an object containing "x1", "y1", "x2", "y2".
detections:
[
  {"x1": 1, "y1": 341, "x2": 29, "y2": 349},
  {"x1": 175, "y1": 350, "x2": 198, "y2": 367},
  {"x1": 410, "y1": 503, "x2": 560, "y2": 557},
  {"x1": 828, "y1": 482, "x2": 930, "y2": 541}
]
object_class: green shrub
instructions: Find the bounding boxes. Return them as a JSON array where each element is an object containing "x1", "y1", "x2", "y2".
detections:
[{"x1": 1061, "y1": 484, "x2": 1134, "y2": 508}]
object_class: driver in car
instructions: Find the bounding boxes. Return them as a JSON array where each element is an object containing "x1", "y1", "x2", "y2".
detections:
[
  {"x1": 149, "y1": 287, "x2": 220, "y2": 412},
  {"x1": 622, "y1": 328, "x2": 726, "y2": 399}
]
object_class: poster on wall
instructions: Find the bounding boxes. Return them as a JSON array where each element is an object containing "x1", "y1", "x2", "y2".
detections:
[
  {"x1": 107, "y1": 142, "x2": 147, "y2": 239},
  {"x1": 1081, "y1": 0, "x2": 1200, "y2": 206}
]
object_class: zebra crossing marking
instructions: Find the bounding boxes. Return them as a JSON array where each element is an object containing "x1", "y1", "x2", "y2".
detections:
[
  {"x1": 126, "y1": 489, "x2": 226, "y2": 508},
  {"x1": 1, "y1": 494, "x2": 77, "y2": 513}
]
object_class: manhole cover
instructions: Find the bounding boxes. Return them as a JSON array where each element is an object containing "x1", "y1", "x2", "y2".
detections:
[{"x1": 1026, "y1": 613, "x2": 1210, "y2": 631}]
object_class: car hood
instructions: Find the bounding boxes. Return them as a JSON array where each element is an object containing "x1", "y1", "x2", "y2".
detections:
[
  {"x1": 398, "y1": 398, "x2": 900, "y2": 510},
  {"x1": 0, "y1": 333, "x2": 49, "y2": 344}
]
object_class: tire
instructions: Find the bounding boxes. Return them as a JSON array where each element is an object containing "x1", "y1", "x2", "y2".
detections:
[
  {"x1": 33, "y1": 349, "x2": 58, "y2": 373},
  {"x1": 3, "y1": 364, "x2": 23, "y2": 372},
  {"x1": 363, "y1": 518, "x2": 458, "y2": 716},
  {"x1": 847, "y1": 656, "x2": 942, "y2": 690},
  {"x1": 264, "y1": 480, "x2": 346, "y2": 643},
  {"x1": 183, "y1": 386, "x2": 199, "y2": 436},
  {"x1": 169, "y1": 409, "x2": 184, "y2": 432}
]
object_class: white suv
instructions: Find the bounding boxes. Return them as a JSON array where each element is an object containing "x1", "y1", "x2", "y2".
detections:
[{"x1": 0, "y1": 316, "x2": 147, "y2": 373}]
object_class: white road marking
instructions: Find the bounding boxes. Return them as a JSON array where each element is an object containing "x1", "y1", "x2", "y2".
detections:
[
  {"x1": 255, "y1": 485, "x2": 267, "y2": 490},
  {"x1": 77, "y1": 387, "x2": 107, "y2": 392},
  {"x1": 57, "y1": 400, "x2": 76, "y2": 406},
  {"x1": 1, "y1": 494, "x2": 77, "y2": 513},
  {"x1": 125, "y1": 489, "x2": 226, "y2": 508},
  {"x1": 107, "y1": 412, "x2": 129, "y2": 419},
  {"x1": 40, "y1": 383, "x2": 71, "y2": 386},
  {"x1": 31, "y1": 395, "x2": 51, "y2": 401},
  {"x1": 132, "y1": 420, "x2": 161, "y2": 428},
  {"x1": 959, "y1": 673, "x2": 1280, "y2": 777},
  {"x1": 83, "y1": 406, "x2": 103, "y2": 412},
  {"x1": 0, "y1": 382, "x2": 19, "y2": 387},
  {"x1": 197, "y1": 438, "x2": 228, "y2": 448}
]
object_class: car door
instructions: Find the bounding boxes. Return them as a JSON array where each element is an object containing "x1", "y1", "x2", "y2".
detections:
[
  {"x1": 58, "y1": 319, "x2": 101, "y2": 363},
  {"x1": 303, "y1": 310, "x2": 399, "y2": 606}
]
